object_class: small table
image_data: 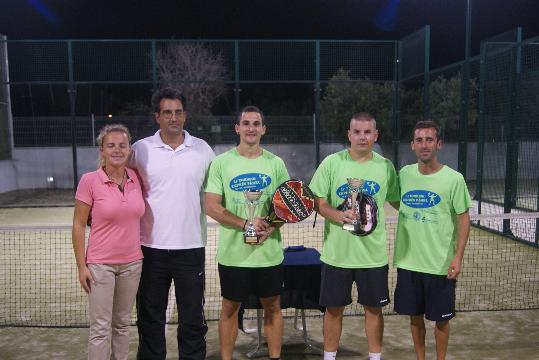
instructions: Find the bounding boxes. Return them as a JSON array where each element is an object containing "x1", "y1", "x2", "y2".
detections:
[{"x1": 242, "y1": 247, "x2": 324, "y2": 357}]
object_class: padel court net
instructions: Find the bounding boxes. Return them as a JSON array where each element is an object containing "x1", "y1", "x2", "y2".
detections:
[{"x1": 1, "y1": 212, "x2": 538, "y2": 327}]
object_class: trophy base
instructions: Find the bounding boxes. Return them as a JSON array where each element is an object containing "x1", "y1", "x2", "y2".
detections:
[
  {"x1": 244, "y1": 235, "x2": 260, "y2": 245},
  {"x1": 342, "y1": 223, "x2": 355, "y2": 231}
]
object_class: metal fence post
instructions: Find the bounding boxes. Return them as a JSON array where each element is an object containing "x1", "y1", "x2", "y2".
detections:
[
  {"x1": 314, "y1": 40, "x2": 321, "y2": 167},
  {"x1": 234, "y1": 40, "x2": 240, "y2": 115},
  {"x1": 151, "y1": 40, "x2": 157, "y2": 91},
  {"x1": 475, "y1": 42, "x2": 487, "y2": 214},
  {"x1": 422, "y1": 25, "x2": 431, "y2": 119},
  {"x1": 458, "y1": 61, "x2": 469, "y2": 178},
  {"x1": 392, "y1": 40, "x2": 401, "y2": 168},
  {"x1": 67, "y1": 40, "x2": 79, "y2": 191},
  {"x1": 503, "y1": 28, "x2": 522, "y2": 234},
  {"x1": 458, "y1": 0, "x2": 472, "y2": 178}
]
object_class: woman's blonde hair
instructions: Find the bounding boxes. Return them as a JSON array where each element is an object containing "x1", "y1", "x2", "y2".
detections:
[{"x1": 96, "y1": 124, "x2": 132, "y2": 167}]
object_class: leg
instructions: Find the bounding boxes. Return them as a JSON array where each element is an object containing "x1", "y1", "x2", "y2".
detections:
[
  {"x1": 87, "y1": 264, "x2": 115, "y2": 360},
  {"x1": 434, "y1": 321, "x2": 450, "y2": 360},
  {"x1": 110, "y1": 260, "x2": 142, "y2": 360},
  {"x1": 410, "y1": 315, "x2": 426, "y2": 360},
  {"x1": 323, "y1": 306, "x2": 345, "y2": 352},
  {"x1": 173, "y1": 248, "x2": 208, "y2": 360},
  {"x1": 260, "y1": 295, "x2": 283, "y2": 358},
  {"x1": 219, "y1": 298, "x2": 242, "y2": 360},
  {"x1": 355, "y1": 265, "x2": 389, "y2": 358},
  {"x1": 319, "y1": 263, "x2": 353, "y2": 355},
  {"x1": 363, "y1": 305, "x2": 383, "y2": 354},
  {"x1": 137, "y1": 248, "x2": 172, "y2": 360}
]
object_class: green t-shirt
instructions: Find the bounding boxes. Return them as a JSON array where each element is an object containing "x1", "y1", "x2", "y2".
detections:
[
  {"x1": 309, "y1": 150, "x2": 399, "y2": 268},
  {"x1": 205, "y1": 148, "x2": 290, "y2": 267},
  {"x1": 393, "y1": 164, "x2": 472, "y2": 275}
]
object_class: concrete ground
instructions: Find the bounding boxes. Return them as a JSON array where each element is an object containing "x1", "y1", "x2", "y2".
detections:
[{"x1": 1, "y1": 310, "x2": 539, "y2": 359}]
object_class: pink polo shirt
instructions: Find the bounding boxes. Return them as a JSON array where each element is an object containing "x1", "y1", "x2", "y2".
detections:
[{"x1": 75, "y1": 167, "x2": 145, "y2": 264}]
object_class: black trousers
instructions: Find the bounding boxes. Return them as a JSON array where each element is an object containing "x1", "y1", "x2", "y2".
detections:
[{"x1": 136, "y1": 246, "x2": 207, "y2": 360}]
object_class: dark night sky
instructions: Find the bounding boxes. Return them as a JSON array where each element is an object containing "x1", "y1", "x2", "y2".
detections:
[{"x1": 1, "y1": 0, "x2": 538, "y2": 67}]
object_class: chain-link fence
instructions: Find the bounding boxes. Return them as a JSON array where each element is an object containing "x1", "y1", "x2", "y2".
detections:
[{"x1": 1, "y1": 31, "x2": 538, "y2": 224}]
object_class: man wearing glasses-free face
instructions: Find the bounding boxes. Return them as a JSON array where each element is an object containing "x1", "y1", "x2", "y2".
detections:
[{"x1": 130, "y1": 87, "x2": 215, "y2": 359}]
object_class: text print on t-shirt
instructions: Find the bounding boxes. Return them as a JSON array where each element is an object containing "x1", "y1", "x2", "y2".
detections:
[
  {"x1": 336, "y1": 180, "x2": 380, "y2": 199},
  {"x1": 229, "y1": 173, "x2": 272, "y2": 192}
]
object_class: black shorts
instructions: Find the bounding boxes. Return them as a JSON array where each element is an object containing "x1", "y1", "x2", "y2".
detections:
[
  {"x1": 218, "y1": 263, "x2": 283, "y2": 302},
  {"x1": 394, "y1": 268, "x2": 456, "y2": 322},
  {"x1": 319, "y1": 263, "x2": 390, "y2": 308}
]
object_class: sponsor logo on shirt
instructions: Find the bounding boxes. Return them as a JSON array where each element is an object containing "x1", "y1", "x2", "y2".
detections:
[
  {"x1": 336, "y1": 180, "x2": 380, "y2": 199},
  {"x1": 407, "y1": 210, "x2": 439, "y2": 224},
  {"x1": 401, "y1": 190, "x2": 441, "y2": 208},
  {"x1": 230, "y1": 173, "x2": 272, "y2": 192}
]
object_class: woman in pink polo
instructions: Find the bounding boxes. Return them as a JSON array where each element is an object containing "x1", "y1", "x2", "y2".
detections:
[{"x1": 72, "y1": 124, "x2": 145, "y2": 360}]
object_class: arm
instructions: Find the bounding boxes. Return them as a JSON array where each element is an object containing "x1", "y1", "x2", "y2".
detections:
[
  {"x1": 205, "y1": 192, "x2": 268, "y2": 234},
  {"x1": 72, "y1": 200, "x2": 94, "y2": 293},
  {"x1": 315, "y1": 197, "x2": 355, "y2": 226},
  {"x1": 447, "y1": 211, "x2": 471, "y2": 279}
]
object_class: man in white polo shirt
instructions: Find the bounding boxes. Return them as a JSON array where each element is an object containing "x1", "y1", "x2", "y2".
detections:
[{"x1": 131, "y1": 87, "x2": 215, "y2": 360}]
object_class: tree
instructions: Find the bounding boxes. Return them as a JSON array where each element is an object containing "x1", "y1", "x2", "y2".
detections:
[
  {"x1": 120, "y1": 43, "x2": 228, "y2": 142},
  {"x1": 320, "y1": 68, "x2": 394, "y2": 143},
  {"x1": 321, "y1": 68, "x2": 479, "y2": 144},
  {"x1": 428, "y1": 73, "x2": 478, "y2": 140},
  {"x1": 156, "y1": 42, "x2": 228, "y2": 118}
]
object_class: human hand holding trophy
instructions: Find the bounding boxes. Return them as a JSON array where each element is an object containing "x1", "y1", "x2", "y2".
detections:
[
  {"x1": 342, "y1": 178, "x2": 363, "y2": 231},
  {"x1": 337, "y1": 177, "x2": 378, "y2": 236},
  {"x1": 243, "y1": 190, "x2": 264, "y2": 244}
]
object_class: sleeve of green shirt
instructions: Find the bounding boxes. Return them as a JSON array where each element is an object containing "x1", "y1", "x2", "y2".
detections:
[
  {"x1": 204, "y1": 157, "x2": 224, "y2": 195},
  {"x1": 452, "y1": 173, "x2": 472, "y2": 214},
  {"x1": 385, "y1": 161, "x2": 400, "y2": 202},
  {"x1": 277, "y1": 158, "x2": 290, "y2": 185},
  {"x1": 309, "y1": 157, "x2": 330, "y2": 200}
]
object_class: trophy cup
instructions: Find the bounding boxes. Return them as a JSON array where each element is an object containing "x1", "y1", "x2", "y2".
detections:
[
  {"x1": 244, "y1": 190, "x2": 263, "y2": 244},
  {"x1": 342, "y1": 178, "x2": 363, "y2": 231}
]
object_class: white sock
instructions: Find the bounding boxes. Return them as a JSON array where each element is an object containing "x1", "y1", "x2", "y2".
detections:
[
  {"x1": 323, "y1": 351, "x2": 337, "y2": 360},
  {"x1": 368, "y1": 352, "x2": 382, "y2": 360}
]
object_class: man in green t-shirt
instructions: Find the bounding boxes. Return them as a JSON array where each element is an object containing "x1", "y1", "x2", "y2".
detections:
[
  {"x1": 309, "y1": 113, "x2": 400, "y2": 360},
  {"x1": 205, "y1": 106, "x2": 289, "y2": 360},
  {"x1": 393, "y1": 120, "x2": 472, "y2": 360}
]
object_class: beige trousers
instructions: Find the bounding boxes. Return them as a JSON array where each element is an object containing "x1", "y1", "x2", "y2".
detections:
[{"x1": 87, "y1": 260, "x2": 142, "y2": 360}]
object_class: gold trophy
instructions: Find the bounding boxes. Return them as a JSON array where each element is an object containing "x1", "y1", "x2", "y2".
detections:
[
  {"x1": 342, "y1": 178, "x2": 363, "y2": 231},
  {"x1": 243, "y1": 190, "x2": 263, "y2": 244}
]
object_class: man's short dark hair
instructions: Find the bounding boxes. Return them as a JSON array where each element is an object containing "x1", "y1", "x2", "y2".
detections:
[
  {"x1": 151, "y1": 87, "x2": 187, "y2": 113},
  {"x1": 237, "y1": 105, "x2": 264, "y2": 123},
  {"x1": 350, "y1": 112, "x2": 377, "y2": 129},
  {"x1": 413, "y1": 120, "x2": 442, "y2": 141}
]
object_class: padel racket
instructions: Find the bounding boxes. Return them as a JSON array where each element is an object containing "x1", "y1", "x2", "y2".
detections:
[{"x1": 265, "y1": 179, "x2": 315, "y2": 224}]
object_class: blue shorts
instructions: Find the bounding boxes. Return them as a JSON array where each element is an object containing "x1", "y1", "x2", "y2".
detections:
[
  {"x1": 394, "y1": 268, "x2": 456, "y2": 322},
  {"x1": 319, "y1": 263, "x2": 390, "y2": 308}
]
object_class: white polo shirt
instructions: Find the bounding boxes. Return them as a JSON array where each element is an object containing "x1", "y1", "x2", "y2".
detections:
[{"x1": 131, "y1": 130, "x2": 215, "y2": 249}]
